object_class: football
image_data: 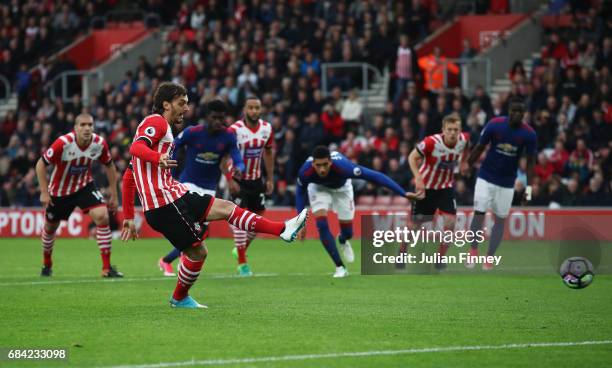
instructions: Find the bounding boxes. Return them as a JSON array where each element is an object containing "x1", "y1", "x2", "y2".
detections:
[{"x1": 559, "y1": 257, "x2": 595, "y2": 289}]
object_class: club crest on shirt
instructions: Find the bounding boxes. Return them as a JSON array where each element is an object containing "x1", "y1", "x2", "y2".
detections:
[{"x1": 145, "y1": 127, "x2": 156, "y2": 137}]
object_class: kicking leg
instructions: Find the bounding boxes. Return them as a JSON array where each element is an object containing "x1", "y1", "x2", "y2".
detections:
[{"x1": 205, "y1": 198, "x2": 307, "y2": 242}]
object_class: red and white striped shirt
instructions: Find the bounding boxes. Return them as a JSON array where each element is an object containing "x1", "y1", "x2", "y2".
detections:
[
  {"x1": 130, "y1": 114, "x2": 188, "y2": 211},
  {"x1": 228, "y1": 119, "x2": 274, "y2": 180},
  {"x1": 396, "y1": 46, "x2": 414, "y2": 79},
  {"x1": 42, "y1": 132, "x2": 111, "y2": 197},
  {"x1": 416, "y1": 132, "x2": 469, "y2": 190}
]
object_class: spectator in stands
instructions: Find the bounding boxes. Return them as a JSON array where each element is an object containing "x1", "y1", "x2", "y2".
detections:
[
  {"x1": 321, "y1": 104, "x2": 344, "y2": 145},
  {"x1": 340, "y1": 89, "x2": 363, "y2": 133},
  {"x1": 300, "y1": 112, "x2": 324, "y2": 159},
  {"x1": 418, "y1": 47, "x2": 459, "y2": 95},
  {"x1": 566, "y1": 138, "x2": 593, "y2": 183},
  {"x1": 2, "y1": 0, "x2": 608, "y2": 209},
  {"x1": 393, "y1": 34, "x2": 419, "y2": 105},
  {"x1": 459, "y1": 38, "x2": 476, "y2": 60},
  {"x1": 535, "y1": 152, "x2": 555, "y2": 182},
  {"x1": 549, "y1": 139, "x2": 569, "y2": 175}
]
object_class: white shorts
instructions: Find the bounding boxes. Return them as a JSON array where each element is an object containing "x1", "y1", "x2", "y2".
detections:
[
  {"x1": 307, "y1": 179, "x2": 355, "y2": 221},
  {"x1": 473, "y1": 177, "x2": 514, "y2": 218},
  {"x1": 184, "y1": 182, "x2": 216, "y2": 197}
]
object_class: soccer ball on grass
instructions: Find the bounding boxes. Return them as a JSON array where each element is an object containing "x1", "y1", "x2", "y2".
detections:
[{"x1": 559, "y1": 257, "x2": 594, "y2": 289}]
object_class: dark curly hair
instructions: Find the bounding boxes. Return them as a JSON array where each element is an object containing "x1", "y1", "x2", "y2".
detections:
[{"x1": 152, "y1": 82, "x2": 187, "y2": 114}]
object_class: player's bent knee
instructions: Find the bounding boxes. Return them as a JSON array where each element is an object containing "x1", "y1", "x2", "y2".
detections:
[
  {"x1": 184, "y1": 243, "x2": 207, "y2": 261},
  {"x1": 89, "y1": 207, "x2": 109, "y2": 225},
  {"x1": 313, "y1": 209, "x2": 328, "y2": 218},
  {"x1": 206, "y1": 198, "x2": 234, "y2": 221},
  {"x1": 45, "y1": 220, "x2": 60, "y2": 233}
]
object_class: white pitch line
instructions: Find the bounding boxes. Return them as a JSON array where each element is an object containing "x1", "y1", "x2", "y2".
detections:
[{"x1": 100, "y1": 340, "x2": 612, "y2": 368}]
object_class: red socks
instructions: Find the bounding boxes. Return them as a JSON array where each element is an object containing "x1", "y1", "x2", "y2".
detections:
[
  {"x1": 173, "y1": 255, "x2": 205, "y2": 301},
  {"x1": 232, "y1": 227, "x2": 248, "y2": 264},
  {"x1": 41, "y1": 228, "x2": 55, "y2": 267},
  {"x1": 227, "y1": 205, "x2": 284, "y2": 235},
  {"x1": 97, "y1": 225, "x2": 112, "y2": 270}
]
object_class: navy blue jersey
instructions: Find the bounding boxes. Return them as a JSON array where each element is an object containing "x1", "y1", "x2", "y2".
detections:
[
  {"x1": 173, "y1": 124, "x2": 245, "y2": 190},
  {"x1": 295, "y1": 151, "x2": 406, "y2": 211},
  {"x1": 478, "y1": 117, "x2": 537, "y2": 188}
]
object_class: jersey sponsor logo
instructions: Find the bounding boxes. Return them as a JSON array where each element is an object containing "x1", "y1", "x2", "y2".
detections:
[
  {"x1": 437, "y1": 160, "x2": 457, "y2": 170},
  {"x1": 69, "y1": 166, "x2": 89, "y2": 175},
  {"x1": 195, "y1": 152, "x2": 221, "y2": 164},
  {"x1": 495, "y1": 143, "x2": 518, "y2": 157},
  {"x1": 46, "y1": 148, "x2": 54, "y2": 158},
  {"x1": 244, "y1": 147, "x2": 262, "y2": 158},
  {"x1": 353, "y1": 167, "x2": 362, "y2": 176},
  {"x1": 144, "y1": 127, "x2": 156, "y2": 137}
]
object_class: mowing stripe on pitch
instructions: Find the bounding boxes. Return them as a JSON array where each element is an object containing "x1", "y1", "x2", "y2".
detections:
[
  {"x1": 0, "y1": 273, "x2": 282, "y2": 287},
  {"x1": 101, "y1": 340, "x2": 612, "y2": 368}
]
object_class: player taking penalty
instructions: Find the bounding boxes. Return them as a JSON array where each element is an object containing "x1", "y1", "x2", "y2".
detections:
[
  {"x1": 467, "y1": 97, "x2": 536, "y2": 270},
  {"x1": 36, "y1": 113, "x2": 122, "y2": 277},
  {"x1": 156, "y1": 99, "x2": 245, "y2": 277},
  {"x1": 404, "y1": 114, "x2": 470, "y2": 270},
  {"x1": 121, "y1": 82, "x2": 308, "y2": 309}
]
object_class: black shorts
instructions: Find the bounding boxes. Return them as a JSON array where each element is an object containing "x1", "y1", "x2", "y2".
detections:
[
  {"x1": 144, "y1": 192, "x2": 214, "y2": 250},
  {"x1": 45, "y1": 182, "x2": 106, "y2": 222},
  {"x1": 412, "y1": 188, "x2": 456, "y2": 222},
  {"x1": 232, "y1": 179, "x2": 266, "y2": 212}
]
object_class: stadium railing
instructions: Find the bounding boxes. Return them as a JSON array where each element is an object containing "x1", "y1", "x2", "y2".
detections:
[
  {"x1": 321, "y1": 62, "x2": 385, "y2": 119},
  {"x1": 48, "y1": 70, "x2": 104, "y2": 106},
  {"x1": 439, "y1": 58, "x2": 492, "y2": 95},
  {"x1": 0, "y1": 74, "x2": 10, "y2": 102}
]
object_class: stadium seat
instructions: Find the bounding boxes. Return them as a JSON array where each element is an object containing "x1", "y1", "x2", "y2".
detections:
[
  {"x1": 374, "y1": 196, "x2": 392, "y2": 205},
  {"x1": 356, "y1": 196, "x2": 375, "y2": 206},
  {"x1": 392, "y1": 196, "x2": 410, "y2": 206}
]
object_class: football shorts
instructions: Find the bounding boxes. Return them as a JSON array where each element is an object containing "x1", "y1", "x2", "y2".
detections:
[{"x1": 307, "y1": 179, "x2": 355, "y2": 221}]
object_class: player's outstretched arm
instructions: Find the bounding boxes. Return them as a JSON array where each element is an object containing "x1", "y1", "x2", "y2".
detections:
[
  {"x1": 356, "y1": 165, "x2": 411, "y2": 198},
  {"x1": 35, "y1": 158, "x2": 53, "y2": 209},
  {"x1": 120, "y1": 167, "x2": 138, "y2": 241}
]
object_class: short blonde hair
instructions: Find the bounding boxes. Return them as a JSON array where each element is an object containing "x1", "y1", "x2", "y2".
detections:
[{"x1": 442, "y1": 113, "x2": 461, "y2": 127}]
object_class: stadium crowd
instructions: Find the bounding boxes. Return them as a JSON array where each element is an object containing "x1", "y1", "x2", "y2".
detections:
[{"x1": 0, "y1": 0, "x2": 611, "y2": 209}]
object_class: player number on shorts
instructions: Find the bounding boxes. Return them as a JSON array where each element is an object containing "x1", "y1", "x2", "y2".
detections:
[
  {"x1": 260, "y1": 193, "x2": 265, "y2": 206},
  {"x1": 93, "y1": 190, "x2": 105, "y2": 201}
]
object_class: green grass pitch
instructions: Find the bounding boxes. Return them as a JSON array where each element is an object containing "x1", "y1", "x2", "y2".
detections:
[{"x1": 1, "y1": 237, "x2": 611, "y2": 367}]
